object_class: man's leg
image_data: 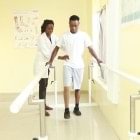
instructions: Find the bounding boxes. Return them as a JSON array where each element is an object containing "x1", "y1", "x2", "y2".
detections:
[
  {"x1": 73, "y1": 68, "x2": 84, "y2": 116},
  {"x1": 63, "y1": 86, "x2": 71, "y2": 119},
  {"x1": 64, "y1": 86, "x2": 71, "y2": 119},
  {"x1": 63, "y1": 66, "x2": 72, "y2": 119},
  {"x1": 64, "y1": 86, "x2": 70, "y2": 108},
  {"x1": 73, "y1": 89, "x2": 81, "y2": 116},
  {"x1": 75, "y1": 89, "x2": 80, "y2": 105}
]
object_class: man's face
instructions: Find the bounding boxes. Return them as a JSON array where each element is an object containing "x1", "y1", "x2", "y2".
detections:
[{"x1": 69, "y1": 20, "x2": 79, "y2": 33}]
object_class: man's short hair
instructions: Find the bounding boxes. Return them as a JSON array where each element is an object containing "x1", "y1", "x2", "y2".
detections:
[{"x1": 69, "y1": 15, "x2": 80, "y2": 22}]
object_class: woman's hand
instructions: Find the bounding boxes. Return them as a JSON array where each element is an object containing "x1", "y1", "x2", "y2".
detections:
[{"x1": 45, "y1": 61, "x2": 52, "y2": 67}]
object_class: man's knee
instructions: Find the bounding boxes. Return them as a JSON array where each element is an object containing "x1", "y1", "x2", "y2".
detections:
[{"x1": 75, "y1": 89, "x2": 80, "y2": 93}]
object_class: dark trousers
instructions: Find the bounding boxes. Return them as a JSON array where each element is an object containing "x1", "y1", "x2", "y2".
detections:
[
  {"x1": 39, "y1": 69, "x2": 50, "y2": 100},
  {"x1": 39, "y1": 78, "x2": 48, "y2": 99}
]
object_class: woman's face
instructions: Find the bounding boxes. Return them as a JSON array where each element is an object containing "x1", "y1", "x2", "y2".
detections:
[{"x1": 45, "y1": 24, "x2": 54, "y2": 36}]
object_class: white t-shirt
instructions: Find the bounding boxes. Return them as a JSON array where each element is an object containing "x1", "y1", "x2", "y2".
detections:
[{"x1": 57, "y1": 31, "x2": 92, "y2": 68}]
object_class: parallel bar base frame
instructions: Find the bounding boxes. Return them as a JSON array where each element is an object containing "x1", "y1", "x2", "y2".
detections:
[
  {"x1": 129, "y1": 132, "x2": 137, "y2": 138},
  {"x1": 28, "y1": 96, "x2": 48, "y2": 140},
  {"x1": 53, "y1": 103, "x2": 98, "y2": 108},
  {"x1": 33, "y1": 136, "x2": 48, "y2": 140}
]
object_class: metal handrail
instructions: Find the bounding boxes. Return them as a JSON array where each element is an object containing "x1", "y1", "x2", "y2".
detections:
[
  {"x1": 91, "y1": 61, "x2": 140, "y2": 85},
  {"x1": 91, "y1": 61, "x2": 140, "y2": 140},
  {"x1": 10, "y1": 64, "x2": 50, "y2": 140},
  {"x1": 10, "y1": 65, "x2": 50, "y2": 113},
  {"x1": 129, "y1": 92, "x2": 140, "y2": 140}
]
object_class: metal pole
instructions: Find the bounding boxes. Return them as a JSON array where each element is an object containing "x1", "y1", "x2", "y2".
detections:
[
  {"x1": 88, "y1": 65, "x2": 92, "y2": 104},
  {"x1": 54, "y1": 81, "x2": 58, "y2": 107},
  {"x1": 50, "y1": 66, "x2": 57, "y2": 107},
  {"x1": 88, "y1": 79, "x2": 92, "y2": 104},
  {"x1": 39, "y1": 100, "x2": 46, "y2": 138},
  {"x1": 88, "y1": 64, "x2": 95, "y2": 105},
  {"x1": 129, "y1": 92, "x2": 140, "y2": 140},
  {"x1": 54, "y1": 66, "x2": 56, "y2": 82},
  {"x1": 130, "y1": 96, "x2": 135, "y2": 133},
  {"x1": 28, "y1": 96, "x2": 48, "y2": 140},
  {"x1": 54, "y1": 67, "x2": 58, "y2": 107}
]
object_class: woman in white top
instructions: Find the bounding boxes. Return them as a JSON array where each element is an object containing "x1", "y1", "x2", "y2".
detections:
[{"x1": 34, "y1": 19, "x2": 58, "y2": 116}]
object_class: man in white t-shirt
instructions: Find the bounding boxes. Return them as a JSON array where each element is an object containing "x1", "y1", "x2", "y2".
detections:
[{"x1": 46, "y1": 15, "x2": 102, "y2": 119}]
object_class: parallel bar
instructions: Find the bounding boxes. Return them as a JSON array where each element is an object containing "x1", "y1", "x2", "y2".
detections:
[
  {"x1": 130, "y1": 94, "x2": 140, "y2": 100},
  {"x1": 50, "y1": 66, "x2": 58, "y2": 107},
  {"x1": 92, "y1": 61, "x2": 140, "y2": 85},
  {"x1": 88, "y1": 79, "x2": 92, "y2": 104},
  {"x1": 130, "y1": 96, "x2": 135, "y2": 133},
  {"x1": 39, "y1": 100, "x2": 46, "y2": 138},
  {"x1": 91, "y1": 62, "x2": 140, "y2": 139},
  {"x1": 129, "y1": 92, "x2": 140, "y2": 139},
  {"x1": 88, "y1": 64, "x2": 94, "y2": 105},
  {"x1": 54, "y1": 81, "x2": 58, "y2": 107},
  {"x1": 53, "y1": 66, "x2": 58, "y2": 107},
  {"x1": 28, "y1": 96, "x2": 48, "y2": 140},
  {"x1": 10, "y1": 65, "x2": 50, "y2": 113}
]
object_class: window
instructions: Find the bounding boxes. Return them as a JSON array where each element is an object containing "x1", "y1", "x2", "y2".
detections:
[
  {"x1": 121, "y1": 0, "x2": 140, "y2": 24},
  {"x1": 92, "y1": 0, "x2": 121, "y2": 104}
]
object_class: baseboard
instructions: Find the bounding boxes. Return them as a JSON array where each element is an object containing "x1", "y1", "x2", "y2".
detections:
[{"x1": 0, "y1": 93, "x2": 17, "y2": 102}]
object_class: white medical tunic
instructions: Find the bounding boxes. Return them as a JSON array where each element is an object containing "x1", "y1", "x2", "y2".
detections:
[{"x1": 34, "y1": 33, "x2": 58, "y2": 78}]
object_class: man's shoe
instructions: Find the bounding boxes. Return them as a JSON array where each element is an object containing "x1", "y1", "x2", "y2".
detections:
[
  {"x1": 64, "y1": 110, "x2": 70, "y2": 119},
  {"x1": 73, "y1": 107, "x2": 81, "y2": 116}
]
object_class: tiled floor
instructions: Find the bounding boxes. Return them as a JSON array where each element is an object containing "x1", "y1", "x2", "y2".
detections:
[{"x1": 0, "y1": 93, "x2": 119, "y2": 140}]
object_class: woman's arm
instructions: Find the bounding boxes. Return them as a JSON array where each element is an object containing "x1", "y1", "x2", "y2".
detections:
[{"x1": 46, "y1": 46, "x2": 59, "y2": 65}]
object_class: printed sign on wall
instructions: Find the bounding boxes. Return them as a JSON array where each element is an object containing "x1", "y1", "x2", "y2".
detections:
[{"x1": 14, "y1": 10, "x2": 39, "y2": 48}]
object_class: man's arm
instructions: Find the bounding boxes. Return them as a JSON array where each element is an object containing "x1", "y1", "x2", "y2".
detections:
[
  {"x1": 58, "y1": 55, "x2": 69, "y2": 60},
  {"x1": 88, "y1": 47, "x2": 102, "y2": 66},
  {"x1": 46, "y1": 46, "x2": 59, "y2": 65}
]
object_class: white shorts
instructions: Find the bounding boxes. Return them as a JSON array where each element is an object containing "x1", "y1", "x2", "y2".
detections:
[{"x1": 63, "y1": 65, "x2": 84, "y2": 90}]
